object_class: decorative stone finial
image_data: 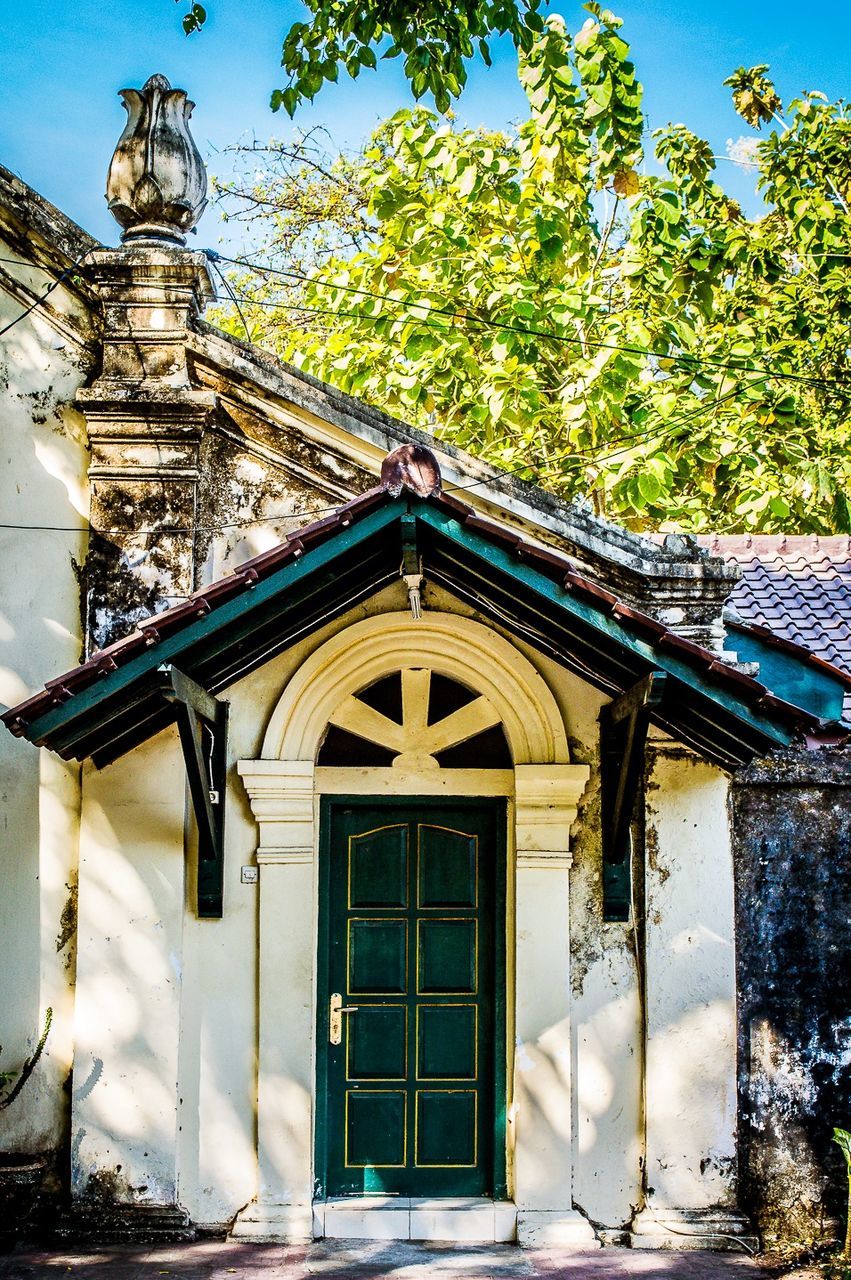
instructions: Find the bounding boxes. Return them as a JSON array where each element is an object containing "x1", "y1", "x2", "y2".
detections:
[
  {"x1": 380, "y1": 444, "x2": 442, "y2": 497},
  {"x1": 106, "y1": 73, "x2": 207, "y2": 246}
]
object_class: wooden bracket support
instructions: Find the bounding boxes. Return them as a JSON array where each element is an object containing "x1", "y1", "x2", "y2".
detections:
[
  {"x1": 600, "y1": 672, "x2": 667, "y2": 922},
  {"x1": 159, "y1": 664, "x2": 228, "y2": 919}
]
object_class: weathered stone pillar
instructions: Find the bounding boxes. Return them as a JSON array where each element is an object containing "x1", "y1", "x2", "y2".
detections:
[
  {"x1": 732, "y1": 749, "x2": 851, "y2": 1248},
  {"x1": 76, "y1": 73, "x2": 216, "y2": 651},
  {"x1": 76, "y1": 248, "x2": 215, "y2": 650}
]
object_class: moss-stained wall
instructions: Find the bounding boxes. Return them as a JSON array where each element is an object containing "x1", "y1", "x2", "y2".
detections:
[{"x1": 732, "y1": 748, "x2": 851, "y2": 1247}]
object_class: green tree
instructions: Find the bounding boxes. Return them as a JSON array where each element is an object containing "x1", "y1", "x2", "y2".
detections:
[
  {"x1": 212, "y1": 8, "x2": 851, "y2": 532},
  {"x1": 180, "y1": 0, "x2": 547, "y2": 116},
  {"x1": 833, "y1": 1128, "x2": 851, "y2": 1257}
]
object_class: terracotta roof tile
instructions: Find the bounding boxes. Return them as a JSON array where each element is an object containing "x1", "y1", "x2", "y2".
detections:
[
  {"x1": 4, "y1": 495, "x2": 849, "y2": 750},
  {"x1": 701, "y1": 534, "x2": 851, "y2": 716}
]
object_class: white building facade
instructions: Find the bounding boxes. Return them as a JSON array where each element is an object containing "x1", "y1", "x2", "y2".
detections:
[{"x1": 2, "y1": 76, "x2": 848, "y2": 1251}]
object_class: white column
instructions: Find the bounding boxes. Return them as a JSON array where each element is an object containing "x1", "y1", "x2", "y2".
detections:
[
  {"x1": 631, "y1": 748, "x2": 755, "y2": 1250},
  {"x1": 512, "y1": 764, "x2": 597, "y2": 1246},
  {"x1": 230, "y1": 760, "x2": 316, "y2": 1242}
]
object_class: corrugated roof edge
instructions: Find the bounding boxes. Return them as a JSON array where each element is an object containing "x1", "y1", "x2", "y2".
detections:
[{"x1": 3, "y1": 483, "x2": 848, "y2": 745}]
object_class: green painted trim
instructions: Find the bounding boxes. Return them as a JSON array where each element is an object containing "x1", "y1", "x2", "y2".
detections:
[
  {"x1": 601, "y1": 675, "x2": 666, "y2": 923},
  {"x1": 728, "y1": 624, "x2": 847, "y2": 722},
  {"x1": 23, "y1": 496, "x2": 802, "y2": 761},
  {"x1": 491, "y1": 798, "x2": 508, "y2": 1201},
  {"x1": 315, "y1": 793, "x2": 334, "y2": 1200},
  {"x1": 25, "y1": 502, "x2": 400, "y2": 744},
  {"x1": 416, "y1": 505, "x2": 794, "y2": 748}
]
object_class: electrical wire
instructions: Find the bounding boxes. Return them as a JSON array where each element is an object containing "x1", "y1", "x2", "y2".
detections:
[
  {"x1": 0, "y1": 256, "x2": 58, "y2": 270},
  {"x1": 208, "y1": 249, "x2": 851, "y2": 390},
  {"x1": 2, "y1": 245, "x2": 844, "y2": 393},
  {"x1": 0, "y1": 248, "x2": 832, "y2": 538},
  {"x1": 0, "y1": 377, "x2": 768, "y2": 537},
  {"x1": 218, "y1": 283, "x2": 843, "y2": 413},
  {"x1": 0, "y1": 248, "x2": 94, "y2": 340},
  {"x1": 208, "y1": 257, "x2": 255, "y2": 344}
]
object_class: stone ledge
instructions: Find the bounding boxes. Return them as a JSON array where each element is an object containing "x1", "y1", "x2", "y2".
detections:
[
  {"x1": 229, "y1": 1201, "x2": 313, "y2": 1243},
  {"x1": 630, "y1": 1207, "x2": 759, "y2": 1252},
  {"x1": 311, "y1": 1197, "x2": 518, "y2": 1244},
  {"x1": 51, "y1": 1202, "x2": 194, "y2": 1244},
  {"x1": 515, "y1": 1209, "x2": 600, "y2": 1247}
]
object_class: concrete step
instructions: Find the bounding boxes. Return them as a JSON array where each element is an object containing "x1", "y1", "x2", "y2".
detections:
[{"x1": 51, "y1": 1203, "x2": 195, "y2": 1244}]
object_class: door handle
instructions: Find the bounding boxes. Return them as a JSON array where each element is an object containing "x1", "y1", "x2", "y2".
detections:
[{"x1": 329, "y1": 992, "x2": 359, "y2": 1045}]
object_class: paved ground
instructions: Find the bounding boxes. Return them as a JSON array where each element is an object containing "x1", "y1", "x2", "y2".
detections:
[{"x1": 0, "y1": 1240, "x2": 769, "y2": 1279}]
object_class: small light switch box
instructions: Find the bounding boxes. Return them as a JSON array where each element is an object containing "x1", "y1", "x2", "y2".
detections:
[{"x1": 241, "y1": 865, "x2": 259, "y2": 884}]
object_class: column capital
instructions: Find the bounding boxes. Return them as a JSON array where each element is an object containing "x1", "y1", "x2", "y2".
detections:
[
  {"x1": 83, "y1": 245, "x2": 215, "y2": 386},
  {"x1": 238, "y1": 759, "x2": 315, "y2": 861},
  {"x1": 514, "y1": 763, "x2": 590, "y2": 867}
]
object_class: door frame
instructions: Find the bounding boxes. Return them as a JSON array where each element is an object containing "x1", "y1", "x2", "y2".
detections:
[
  {"x1": 235, "y1": 759, "x2": 590, "y2": 1242},
  {"x1": 314, "y1": 793, "x2": 508, "y2": 1201},
  {"x1": 234, "y1": 611, "x2": 592, "y2": 1243}
]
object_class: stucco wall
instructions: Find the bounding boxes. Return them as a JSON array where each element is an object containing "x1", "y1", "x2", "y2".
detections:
[
  {"x1": 0, "y1": 357, "x2": 743, "y2": 1240},
  {"x1": 0, "y1": 253, "x2": 92, "y2": 1160},
  {"x1": 642, "y1": 750, "x2": 739, "y2": 1213},
  {"x1": 512, "y1": 641, "x2": 643, "y2": 1233},
  {"x1": 73, "y1": 734, "x2": 186, "y2": 1203},
  {"x1": 732, "y1": 749, "x2": 851, "y2": 1247},
  {"x1": 64, "y1": 583, "x2": 650, "y2": 1232}
]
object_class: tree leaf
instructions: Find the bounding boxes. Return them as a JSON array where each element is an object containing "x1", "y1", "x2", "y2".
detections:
[
  {"x1": 458, "y1": 163, "x2": 478, "y2": 197},
  {"x1": 833, "y1": 1128, "x2": 851, "y2": 1171},
  {"x1": 613, "y1": 166, "x2": 639, "y2": 196}
]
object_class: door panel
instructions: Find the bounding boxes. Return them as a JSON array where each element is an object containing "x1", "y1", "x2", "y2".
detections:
[
  {"x1": 348, "y1": 1006, "x2": 407, "y2": 1079},
  {"x1": 418, "y1": 825, "x2": 477, "y2": 906},
  {"x1": 316, "y1": 797, "x2": 505, "y2": 1199},
  {"x1": 417, "y1": 1004, "x2": 477, "y2": 1079},
  {"x1": 349, "y1": 824, "x2": 408, "y2": 907},
  {"x1": 348, "y1": 919, "x2": 407, "y2": 994}
]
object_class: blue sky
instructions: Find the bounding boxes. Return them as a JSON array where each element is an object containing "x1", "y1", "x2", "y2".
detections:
[{"x1": 1, "y1": 0, "x2": 849, "y2": 248}]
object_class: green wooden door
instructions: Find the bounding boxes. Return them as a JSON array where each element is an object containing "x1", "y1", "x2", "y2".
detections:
[{"x1": 316, "y1": 796, "x2": 506, "y2": 1199}]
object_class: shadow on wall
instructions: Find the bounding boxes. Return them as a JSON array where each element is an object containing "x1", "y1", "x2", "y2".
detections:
[
  {"x1": 0, "y1": 295, "x2": 90, "y2": 1163},
  {"x1": 0, "y1": 1238, "x2": 763, "y2": 1277},
  {"x1": 71, "y1": 736, "x2": 189, "y2": 1206},
  {"x1": 72, "y1": 729, "x2": 260, "y2": 1225}
]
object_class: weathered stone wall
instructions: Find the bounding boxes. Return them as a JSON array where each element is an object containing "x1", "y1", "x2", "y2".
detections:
[
  {"x1": 732, "y1": 748, "x2": 851, "y2": 1247},
  {"x1": 0, "y1": 243, "x2": 95, "y2": 1165}
]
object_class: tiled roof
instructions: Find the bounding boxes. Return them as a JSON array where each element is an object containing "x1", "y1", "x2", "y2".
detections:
[
  {"x1": 703, "y1": 535, "x2": 851, "y2": 714},
  {"x1": 3, "y1": 461, "x2": 848, "y2": 775}
]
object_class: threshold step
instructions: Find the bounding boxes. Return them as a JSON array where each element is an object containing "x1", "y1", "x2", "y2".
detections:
[{"x1": 314, "y1": 1197, "x2": 517, "y2": 1242}]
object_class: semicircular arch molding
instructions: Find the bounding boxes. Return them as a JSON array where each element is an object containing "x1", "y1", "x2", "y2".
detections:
[{"x1": 261, "y1": 611, "x2": 569, "y2": 765}]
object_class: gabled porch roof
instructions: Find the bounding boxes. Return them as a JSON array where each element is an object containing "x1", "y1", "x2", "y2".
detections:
[{"x1": 4, "y1": 459, "x2": 848, "y2": 773}]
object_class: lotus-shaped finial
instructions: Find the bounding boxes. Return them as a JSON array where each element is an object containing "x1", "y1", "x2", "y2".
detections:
[{"x1": 106, "y1": 73, "x2": 207, "y2": 245}]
